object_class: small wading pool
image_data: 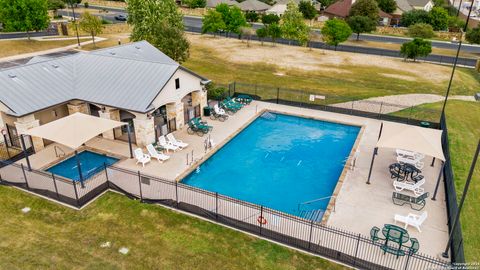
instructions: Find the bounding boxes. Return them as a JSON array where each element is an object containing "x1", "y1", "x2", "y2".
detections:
[
  {"x1": 182, "y1": 112, "x2": 360, "y2": 221},
  {"x1": 46, "y1": 151, "x2": 119, "y2": 181}
]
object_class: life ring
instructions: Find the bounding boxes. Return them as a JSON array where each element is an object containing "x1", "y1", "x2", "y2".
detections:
[{"x1": 257, "y1": 216, "x2": 267, "y2": 225}]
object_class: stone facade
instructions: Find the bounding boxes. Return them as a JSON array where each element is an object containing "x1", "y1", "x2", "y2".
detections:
[
  {"x1": 191, "y1": 90, "x2": 207, "y2": 117},
  {"x1": 67, "y1": 102, "x2": 89, "y2": 115},
  {"x1": 14, "y1": 114, "x2": 44, "y2": 152},
  {"x1": 166, "y1": 102, "x2": 185, "y2": 130},
  {"x1": 133, "y1": 116, "x2": 155, "y2": 147}
]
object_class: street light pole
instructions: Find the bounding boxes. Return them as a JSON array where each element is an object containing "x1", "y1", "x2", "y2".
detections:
[
  {"x1": 439, "y1": 0, "x2": 474, "y2": 121},
  {"x1": 68, "y1": 0, "x2": 81, "y2": 47},
  {"x1": 442, "y1": 139, "x2": 480, "y2": 259}
]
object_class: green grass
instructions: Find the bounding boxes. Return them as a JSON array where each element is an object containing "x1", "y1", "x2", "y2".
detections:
[
  {"x1": 0, "y1": 187, "x2": 347, "y2": 270},
  {"x1": 182, "y1": 43, "x2": 480, "y2": 103},
  {"x1": 392, "y1": 100, "x2": 480, "y2": 261}
]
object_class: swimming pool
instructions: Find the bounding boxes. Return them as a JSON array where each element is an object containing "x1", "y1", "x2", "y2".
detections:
[
  {"x1": 46, "y1": 151, "x2": 119, "y2": 181},
  {"x1": 182, "y1": 112, "x2": 360, "y2": 220}
]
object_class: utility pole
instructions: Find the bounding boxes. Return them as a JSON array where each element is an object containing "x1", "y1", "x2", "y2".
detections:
[{"x1": 68, "y1": 0, "x2": 81, "y2": 47}]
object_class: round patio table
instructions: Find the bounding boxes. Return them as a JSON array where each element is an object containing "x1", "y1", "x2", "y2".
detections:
[
  {"x1": 382, "y1": 224, "x2": 409, "y2": 245},
  {"x1": 401, "y1": 164, "x2": 421, "y2": 182}
]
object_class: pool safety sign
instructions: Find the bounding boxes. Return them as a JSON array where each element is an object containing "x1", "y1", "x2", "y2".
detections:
[{"x1": 309, "y1": 94, "x2": 326, "y2": 102}]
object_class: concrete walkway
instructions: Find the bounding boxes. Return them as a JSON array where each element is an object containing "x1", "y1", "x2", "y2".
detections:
[{"x1": 332, "y1": 93, "x2": 476, "y2": 114}]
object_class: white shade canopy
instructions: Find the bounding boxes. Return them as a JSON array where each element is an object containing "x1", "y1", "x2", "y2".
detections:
[
  {"x1": 22, "y1": 112, "x2": 126, "y2": 149},
  {"x1": 376, "y1": 122, "x2": 445, "y2": 161}
]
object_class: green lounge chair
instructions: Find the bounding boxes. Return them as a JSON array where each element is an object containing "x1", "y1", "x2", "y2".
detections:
[
  {"x1": 187, "y1": 118, "x2": 211, "y2": 136},
  {"x1": 392, "y1": 192, "x2": 429, "y2": 211},
  {"x1": 235, "y1": 94, "x2": 253, "y2": 105}
]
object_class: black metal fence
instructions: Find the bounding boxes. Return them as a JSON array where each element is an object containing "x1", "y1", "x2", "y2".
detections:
[
  {"x1": 0, "y1": 160, "x2": 451, "y2": 269},
  {"x1": 228, "y1": 82, "x2": 441, "y2": 128},
  {"x1": 185, "y1": 26, "x2": 478, "y2": 68},
  {"x1": 439, "y1": 112, "x2": 465, "y2": 263},
  {"x1": 0, "y1": 134, "x2": 33, "y2": 163}
]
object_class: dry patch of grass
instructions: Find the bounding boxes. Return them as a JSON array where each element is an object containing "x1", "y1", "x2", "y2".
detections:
[{"x1": 0, "y1": 39, "x2": 79, "y2": 58}]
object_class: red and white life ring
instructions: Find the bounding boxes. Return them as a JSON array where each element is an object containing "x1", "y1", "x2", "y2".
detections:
[{"x1": 257, "y1": 216, "x2": 267, "y2": 225}]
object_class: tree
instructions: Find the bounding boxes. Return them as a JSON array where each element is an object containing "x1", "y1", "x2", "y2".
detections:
[
  {"x1": 261, "y1": 13, "x2": 280, "y2": 25},
  {"x1": 407, "y1": 23, "x2": 434, "y2": 38},
  {"x1": 225, "y1": 6, "x2": 247, "y2": 34},
  {"x1": 281, "y1": 1, "x2": 310, "y2": 46},
  {"x1": 240, "y1": 26, "x2": 255, "y2": 46},
  {"x1": 126, "y1": 0, "x2": 189, "y2": 63},
  {"x1": 400, "y1": 10, "x2": 429, "y2": 27},
  {"x1": 375, "y1": 0, "x2": 396, "y2": 13},
  {"x1": 47, "y1": 0, "x2": 66, "y2": 17},
  {"x1": 321, "y1": 18, "x2": 352, "y2": 49},
  {"x1": 202, "y1": 9, "x2": 226, "y2": 36},
  {"x1": 268, "y1": 23, "x2": 282, "y2": 45},
  {"x1": 318, "y1": 0, "x2": 335, "y2": 8},
  {"x1": 347, "y1": 15, "x2": 376, "y2": 40},
  {"x1": 400, "y1": 38, "x2": 432, "y2": 61},
  {"x1": 349, "y1": 0, "x2": 379, "y2": 21},
  {"x1": 245, "y1": 11, "x2": 259, "y2": 22},
  {"x1": 184, "y1": 0, "x2": 206, "y2": 8},
  {"x1": 299, "y1": 0, "x2": 317, "y2": 20},
  {"x1": 447, "y1": 16, "x2": 465, "y2": 32},
  {"x1": 256, "y1": 27, "x2": 268, "y2": 45},
  {"x1": 79, "y1": 11, "x2": 103, "y2": 47},
  {"x1": 428, "y1": 7, "x2": 448, "y2": 31},
  {"x1": 466, "y1": 27, "x2": 480, "y2": 44},
  {"x1": 0, "y1": 0, "x2": 50, "y2": 39}
]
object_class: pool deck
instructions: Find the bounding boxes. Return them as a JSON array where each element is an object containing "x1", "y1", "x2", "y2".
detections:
[{"x1": 16, "y1": 100, "x2": 449, "y2": 258}]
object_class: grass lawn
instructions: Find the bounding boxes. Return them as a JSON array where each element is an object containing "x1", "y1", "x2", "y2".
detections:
[
  {"x1": 182, "y1": 37, "x2": 480, "y2": 103},
  {"x1": 392, "y1": 100, "x2": 480, "y2": 261},
  {"x1": 0, "y1": 39, "x2": 81, "y2": 58},
  {"x1": 0, "y1": 187, "x2": 347, "y2": 269}
]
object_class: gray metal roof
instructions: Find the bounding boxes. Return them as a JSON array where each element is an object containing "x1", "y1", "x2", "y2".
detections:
[
  {"x1": 0, "y1": 41, "x2": 203, "y2": 117},
  {"x1": 206, "y1": 0, "x2": 239, "y2": 8},
  {"x1": 407, "y1": 0, "x2": 431, "y2": 7},
  {"x1": 238, "y1": 0, "x2": 271, "y2": 11}
]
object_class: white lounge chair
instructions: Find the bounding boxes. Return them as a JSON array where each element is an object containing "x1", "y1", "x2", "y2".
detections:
[
  {"x1": 396, "y1": 149, "x2": 424, "y2": 160},
  {"x1": 158, "y1": 136, "x2": 179, "y2": 153},
  {"x1": 393, "y1": 179, "x2": 425, "y2": 196},
  {"x1": 166, "y1": 133, "x2": 188, "y2": 149},
  {"x1": 146, "y1": 144, "x2": 170, "y2": 163},
  {"x1": 214, "y1": 104, "x2": 226, "y2": 115},
  {"x1": 394, "y1": 211, "x2": 428, "y2": 232},
  {"x1": 134, "y1": 148, "x2": 151, "y2": 167},
  {"x1": 397, "y1": 156, "x2": 424, "y2": 169}
]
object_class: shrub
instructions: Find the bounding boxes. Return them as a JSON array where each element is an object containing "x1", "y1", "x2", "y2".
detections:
[
  {"x1": 400, "y1": 9, "x2": 430, "y2": 27},
  {"x1": 84, "y1": 2, "x2": 89, "y2": 8},
  {"x1": 245, "y1": 11, "x2": 259, "y2": 22},
  {"x1": 466, "y1": 27, "x2": 480, "y2": 44},
  {"x1": 400, "y1": 38, "x2": 432, "y2": 61},
  {"x1": 408, "y1": 23, "x2": 434, "y2": 38},
  {"x1": 207, "y1": 85, "x2": 228, "y2": 100}
]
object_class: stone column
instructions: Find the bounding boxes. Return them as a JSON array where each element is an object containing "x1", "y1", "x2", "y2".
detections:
[
  {"x1": 166, "y1": 102, "x2": 185, "y2": 130},
  {"x1": 67, "y1": 101, "x2": 89, "y2": 115},
  {"x1": 98, "y1": 108, "x2": 120, "y2": 140},
  {"x1": 191, "y1": 90, "x2": 207, "y2": 117},
  {"x1": 133, "y1": 115, "x2": 155, "y2": 148},
  {"x1": 15, "y1": 114, "x2": 44, "y2": 152}
]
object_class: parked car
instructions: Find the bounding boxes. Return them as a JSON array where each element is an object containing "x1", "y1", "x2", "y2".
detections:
[{"x1": 114, "y1": 14, "x2": 127, "y2": 21}]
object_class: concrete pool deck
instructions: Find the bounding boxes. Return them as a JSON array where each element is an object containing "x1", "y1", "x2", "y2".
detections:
[{"x1": 15, "y1": 100, "x2": 449, "y2": 258}]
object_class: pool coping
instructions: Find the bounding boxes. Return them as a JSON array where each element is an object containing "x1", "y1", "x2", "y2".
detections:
[{"x1": 176, "y1": 107, "x2": 365, "y2": 225}]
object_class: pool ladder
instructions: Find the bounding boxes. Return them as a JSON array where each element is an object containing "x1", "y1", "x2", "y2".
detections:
[{"x1": 54, "y1": 145, "x2": 65, "y2": 158}]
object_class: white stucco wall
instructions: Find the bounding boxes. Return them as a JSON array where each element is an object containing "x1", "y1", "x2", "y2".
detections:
[{"x1": 150, "y1": 68, "x2": 204, "y2": 109}]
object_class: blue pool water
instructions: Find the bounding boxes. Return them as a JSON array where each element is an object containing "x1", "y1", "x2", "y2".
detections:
[
  {"x1": 47, "y1": 151, "x2": 119, "y2": 181},
  {"x1": 182, "y1": 113, "x2": 360, "y2": 218}
]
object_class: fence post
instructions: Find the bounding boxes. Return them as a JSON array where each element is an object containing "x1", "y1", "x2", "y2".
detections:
[
  {"x1": 175, "y1": 181, "x2": 179, "y2": 208},
  {"x1": 51, "y1": 173, "x2": 59, "y2": 199},
  {"x1": 3, "y1": 134, "x2": 10, "y2": 158},
  {"x1": 276, "y1": 88, "x2": 280, "y2": 104},
  {"x1": 378, "y1": 102, "x2": 383, "y2": 119},
  {"x1": 21, "y1": 163, "x2": 29, "y2": 189},
  {"x1": 233, "y1": 81, "x2": 236, "y2": 96},
  {"x1": 215, "y1": 192, "x2": 219, "y2": 220},
  {"x1": 73, "y1": 181, "x2": 79, "y2": 207},
  {"x1": 137, "y1": 171, "x2": 143, "y2": 202},
  {"x1": 353, "y1": 233, "x2": 361, "y2": 267},
  {"x1": 104, "y1": 163, "x2": 109, "y2": 188},
  {"x1": 307, "y1": 220, "x2": 314, "y2": 250},
  {"x1": 403, "y1": 251, "x2": 412, "y2": 270}
]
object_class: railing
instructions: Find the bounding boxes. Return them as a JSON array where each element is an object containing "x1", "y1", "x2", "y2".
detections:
[
  {"x1": 298, "y1": 196, "x2": 336, "y2": 212},
  {"x1": 0, "y1": 160, "x2": 451, "y2": 269},
  {"x1": 54, "y1": 145, "x2": 65, "y2": 158}
]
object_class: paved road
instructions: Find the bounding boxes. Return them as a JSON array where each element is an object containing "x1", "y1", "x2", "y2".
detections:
[{"x1": 74, "y1": 4, "x2": 480, "y2": 53}]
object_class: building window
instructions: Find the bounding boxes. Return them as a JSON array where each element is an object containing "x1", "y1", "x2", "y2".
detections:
[{"x1": 175, "y1": 78, "x2": 180, "y2": 89}]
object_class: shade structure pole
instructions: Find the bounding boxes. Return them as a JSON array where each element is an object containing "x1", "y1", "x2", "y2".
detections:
[
  {"x1": 366, "y1": 147, "x2": 378, "y2": 184},
  {"x1": 126, "y1": 124, "x2": 133, "y2": 159},
  {"x1": 75, "y1": 150, "x2": 85, "y2": 188},
  {"x1": 20, "y1": 135, "x2": 31, "y2": 171},
  {"x1": 442, "y1": 138, "x2": 480, "y2": 258},
  {"x1": 432, "y1": 161, "x2": 445, "y2": 201}
]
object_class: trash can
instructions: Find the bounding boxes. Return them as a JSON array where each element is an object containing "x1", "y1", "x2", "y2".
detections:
[
  {"x1": 203, "y1": 106, "x2": 211, "y2": 117},
  {"x1": 420, "y1": 121, "x2": 430, "y2": 128}
]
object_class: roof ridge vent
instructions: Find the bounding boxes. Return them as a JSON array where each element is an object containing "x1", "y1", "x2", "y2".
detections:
[
  {"x1": 8, "y1": 74, "x2": 17, "y2": 78},
  {"x1": 51, "y1": 64, "x2": 59, "y2": 68},
  {"x1": 109, "y1": 52, "x2": 116, "y2": 55},
  {"x1": 135, "y1": 46, "x2": 141, "y2": 49}
]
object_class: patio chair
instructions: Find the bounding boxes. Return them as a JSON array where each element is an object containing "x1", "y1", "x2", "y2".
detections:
[
  {"x1": 397, "y1": 156, "x2": 424, "y2": 170},
  {"x1": 370, "y1": 226, "x2": 381, "y2": 243},
  {"x1": 408, "y1": 238, "x2": 420, "y2": 254},
  {"x1": 146, "y1": 144, "x2": 170, "y2": 163},
  {"x1": 187, "y1": 119, "x2": 210, "y2": 136},
  {"x1": 166, "y1": 133, "x2": 189, "y2": 149},
  {"x1": 158, "y1": 136, "x2": 180, "y2": 153},
  {"x1": 225, "y1": 96, "x2": 244, "y2": 107},
  {"x1": 392, "y1": 192, "x2": 429, "y2": 210},
  {"x1": 394, "y1": 211, "x2": 428, "y2": 232},
  {"x1": 134, "y1": 148, "x2": 151, "y2": 167},
  {"x1": 393, "y1": 179, "x2": 425, "y2": 196},
  {"x1": 192, "y1": 117, "x2": 213, "y2": 131},
  {"x1": 210, "y1": 104, "x2": 228, "y2": 122},
  {"x1": 396, "y1": 149, "x2": 424, "y2": 161}
]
